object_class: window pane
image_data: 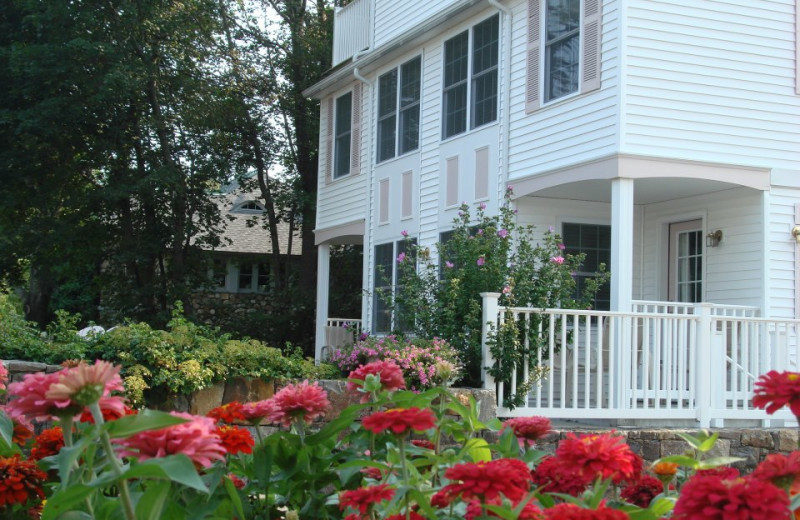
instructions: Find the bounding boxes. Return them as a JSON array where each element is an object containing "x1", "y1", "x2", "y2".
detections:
[
  {"x1": 473, "y1": 15, "x2": 499, "y2": 75},
  {"x1": 213, "y1": 260, "x2": 226, "y2": 288},
  {"x1": 377, "y1": 115, "x2": 396, "y2": 162},
  {"x1": 546, "y1": 0, "x2": 580, "y2": 40},
  {"x1": 257, "y1": 263, "x2": 270, "y2": 292},
  {"x1": 334, "y1": 93, "x2": 352, "y2": 177},
  {"x1": 373, "y1": 243, "x2": 394, "y2": 333},
  {"x1": 399, "y1": 105, "x2": 419, "y2": 154},
  {"x1": 444, "y1": 32, "x2": 469, "y2": 87},
  {"x1": 238, "y1": 264, "x2": 253, "y2": 290},
  {"x1": 400, "y1": 57, "x2": 421, "y2": 108},
  {"x1": 472, "y1": 69, "x2": 497, "y2": 128},
  {"x1": 443, "y1": 83, "x2": 467, "y2": 138},
  {"x1": 562, "y1": 223, "x2": 611, "y2": 311},
  {"x1": 378, "y1": 70, "x2": 397, "y2": 117},
  {"x1": 545, "y1": 35, "x2": 579, "y2": 101}
]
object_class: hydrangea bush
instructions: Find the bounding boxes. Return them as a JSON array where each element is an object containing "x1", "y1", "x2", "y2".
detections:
[{"x1": 1, "y1": 358, "x2": 799, "y2": 519}]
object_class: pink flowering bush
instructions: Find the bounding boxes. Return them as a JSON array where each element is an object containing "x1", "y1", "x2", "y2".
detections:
[{"x1": 331, "y1": 335, "x2": 460, "y2": 389}]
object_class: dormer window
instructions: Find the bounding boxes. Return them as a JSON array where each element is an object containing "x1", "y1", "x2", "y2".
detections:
[{"x1": 235, "y1": 200, "x2": 264, "y2": 213}]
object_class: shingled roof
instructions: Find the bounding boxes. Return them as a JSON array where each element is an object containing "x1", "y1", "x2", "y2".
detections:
[{"x1": 211, "y1": 191, "x2": 302, "y2": 256}]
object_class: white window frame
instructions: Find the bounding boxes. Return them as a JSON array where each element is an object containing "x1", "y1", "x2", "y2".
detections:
[
  {"x1": 441, "y1": 14, "x2": 499, "y2": 140},
  {"x1": 372, "y1": 238, "x2": 417, "y2": 333},
  {"x1": 377, "y1": 56, "x2": 422, "y2": 163},
  {"x1": 543, "y1": 0, "x2": 581, "y2": 104},
  {"x1": 333, "y1": 91, "x2": 352, "y2": 179}
]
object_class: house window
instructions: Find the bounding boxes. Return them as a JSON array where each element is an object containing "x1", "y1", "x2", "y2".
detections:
[
  {"x1": 377, "y1": 57, "x2": 421, "y2": 162},
  {"x1": 442, "y1": 15, "x2": 499, "y2": 139},
  {"x1": 237, "y1": 200, "x2": 264, "y2": 212},
  {"x1": 334, "y1": 92, "x2": 352, "y2": 178},
  {"x1": 212, "y1": 260, "x2": 227, "y2": 288},
  {"x1": 373, "y1": 239, "x2": 417, "y2": 333},
  {"x1": 257, "y1": 262, "x2": 271, "y2": 292},
  {"x1": 238, "y1": 263, "x2": 254, "y2": 290},
  {"x1": 562, "y1": 222, "x2": 610, "y2": 310},
  {"x1": 237, "y1": 263, "x2": 270, "y2": 293},
  {"x1": 544, "y1": 0, "x2": 580, "y2": 103}
]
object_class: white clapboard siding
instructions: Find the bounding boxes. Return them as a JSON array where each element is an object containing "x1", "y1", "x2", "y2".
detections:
[
  {"x1": 769, "y1": 187, "x2": 800, "y2": 319},
  {"x1": 373, "y1": 0, "x2": 461, "y2": 48},
  {"x1": 622, "y1": 0, "x2": 800, "y2": 170},
  {"x1": 508, "y1": 0, "x2": 620, "y2": 178}
]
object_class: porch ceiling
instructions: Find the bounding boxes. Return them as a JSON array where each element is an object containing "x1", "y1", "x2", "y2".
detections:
[{"x1": 530, "y1": 177, "x2": 743, "y2": 205}]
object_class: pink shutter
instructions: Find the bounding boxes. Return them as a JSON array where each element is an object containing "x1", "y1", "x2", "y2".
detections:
[
  {"x1": 446, "y1": 157, "x2": 459, "y2": 207},
  {"x1": 401, "y1": 171, "x2": 413, "y2": 218},
  {"x1": 581, "y1": 0, "x2": 602, "y2": 93},
  {"x1": 324, "y1": 98, "x2": 333, "y2": 184},
  {"x1": 379, "y1": 178, "x2": 389, "y2": 223},
  {"x1": 350, "y1": 83, "x2": 362, "y2": 175},
  {"x1": 474, "y1": 147, "x2": 489, "y2": 200},
  {"x1": 796, "y1": 203, "x2": 800, "y2": 318},
  {"x1": 525, "y1": 0, "x2": 541, "y2": 113},
  {"x1": 795, "y1": 0, "x2": 800, "y2": 94}
]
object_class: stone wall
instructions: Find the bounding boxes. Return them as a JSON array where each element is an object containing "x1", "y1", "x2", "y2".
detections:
[
  {"x1": 189, "y1": 291, "x2": 274, "y2": 327},
  {"x1": 533, "y1": 427, "x2": 798, "y2": 473}
]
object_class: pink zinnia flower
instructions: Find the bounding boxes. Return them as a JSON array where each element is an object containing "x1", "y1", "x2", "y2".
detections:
[
  {"x1": 6, "y1": 372, "x2": 76, "y2": 422},
  {"x1": 47, "y1": 361, "x2": 124, "y2": 406},
  {"x1": 269, "y1": 380, "x2": 330, "y2": 427},
  {"x1": 0, "y1": 360, "x2": 7, "y2": 391},
  {"x1": 503, "y1": 416, "x2": 552, "y2": 448},
  {"x1": 241, "y1": 399, "x2": 280, "y2": 424},
  {"x1": 115, "y1": 412, "x2": 226, "y2": 468},
  {"x1": 347, "y1": 361, "x2": 406, "y2": 402},
  {"x1": 477, "y1": 256, "x2": 485, "y2": 266},
  {"x1": 550, "y1": 256, "x2": 564, "y2": 264}
]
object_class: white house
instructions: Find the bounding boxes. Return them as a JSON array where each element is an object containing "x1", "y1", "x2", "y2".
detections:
[{"x1": 304, "y1": 0, "x2": 800, "y2": 426}]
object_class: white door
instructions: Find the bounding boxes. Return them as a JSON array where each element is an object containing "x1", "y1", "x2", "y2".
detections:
[{"x1": 668, "y1": 220, "x2": 703, "y2": 303}]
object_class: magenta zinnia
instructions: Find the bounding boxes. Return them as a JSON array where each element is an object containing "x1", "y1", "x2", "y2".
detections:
[
  {"x1": 503, "y1": 416, "x2": 552, "y2": 448},
  {"x1": 6, "y1": 371, "x2": 75, "y2": 422},
  {"x1": 361, "y1": 407, "x2": 436, "y2": 435},
  {"x1": 673, "y1": 474, "x2": 791, "y2": 520},
  {"x1": 0, "y1": 360, "x2": 7, "y2": 391},
  {"x1": 47, "y1": 360, "x2": 124, "y2": 407},
  {"x1": 269, "y1": 380, "x2": 330, "y2": 427},
  {"x1": 115, "y1": 412, "x2": 226, "y2": 468},
  {"x1": 347, "y1": 360, "x2": 406, "y2": 402},
  {"x1": 753, "y1": 371, "x2": 800, "y2": 416}
]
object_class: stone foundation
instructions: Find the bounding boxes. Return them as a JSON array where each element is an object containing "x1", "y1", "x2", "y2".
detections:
[{"x1": 532, "y1": 427, "x2": 798, "y2": 473}]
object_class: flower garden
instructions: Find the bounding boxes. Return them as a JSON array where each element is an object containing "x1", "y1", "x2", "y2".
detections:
[{"x1": 1, "y1": 354, "x2": 800, "y2": 520}]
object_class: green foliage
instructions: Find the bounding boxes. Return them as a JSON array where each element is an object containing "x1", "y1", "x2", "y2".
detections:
[{"x1": 394, "y1": 188, "x2": 608, "y2": 391}]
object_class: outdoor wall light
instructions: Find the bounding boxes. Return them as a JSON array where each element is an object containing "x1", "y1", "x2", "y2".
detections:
[
  {"x1": 792, "y1": 225, "x2": 800, "y2": 244},
  {"x1": 705, "y1": 230, "x2": 723, "y2": 248}
]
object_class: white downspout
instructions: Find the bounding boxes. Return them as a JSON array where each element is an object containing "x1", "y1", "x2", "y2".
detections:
[{"x1": 488, "y1": 0, "x2": 512, "y2": 206}]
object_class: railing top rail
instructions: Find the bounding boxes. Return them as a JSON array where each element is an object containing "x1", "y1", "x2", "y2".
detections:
[{"x1": 504, "y1": 307, "x2": 698, "y2": 320}]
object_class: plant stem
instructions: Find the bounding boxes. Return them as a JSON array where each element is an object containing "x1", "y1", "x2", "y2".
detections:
[{"x1": 90, "y1": 403, "x2": 136, "y2": 520}]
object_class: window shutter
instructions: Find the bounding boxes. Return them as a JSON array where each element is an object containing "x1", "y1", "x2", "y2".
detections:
[
  {"x1": 350, "y1": 83, "x2": 362, "y2": 175},
  {"x1": 525, "y1": 0, "x2": 541, "y2": 113},
  {"x1": 324, "y1": 99, "x2": 333, "y2": 184},
  {"x1": 796, "y1": 0, "x2": 800, "y2": 95},
  {"x1": 581, "y1": 0, "x2": 602, "y2": 93}
]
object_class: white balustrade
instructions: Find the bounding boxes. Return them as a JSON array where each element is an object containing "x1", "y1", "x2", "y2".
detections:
[{"x1": 332, "y1": 0, "x2": 372, "y2": 66}]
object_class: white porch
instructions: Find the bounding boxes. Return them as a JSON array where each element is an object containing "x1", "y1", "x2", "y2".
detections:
[{"x1": 481, "y1": 294, "x2": 800, "y2": 427}]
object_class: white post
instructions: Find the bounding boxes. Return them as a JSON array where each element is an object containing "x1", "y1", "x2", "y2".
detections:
[
  {"x1": 315, "y1": 243, "x2": 331, "y2": 364},
  {"x1": 481, "y1": 292, "x2": 501, "y2": 391},
  {"x1": 695, "y1": 302, "x2": 713, "y2": 428},
  {"x1": 611, "y1": 178, "x2": 634, "y2": 409}
]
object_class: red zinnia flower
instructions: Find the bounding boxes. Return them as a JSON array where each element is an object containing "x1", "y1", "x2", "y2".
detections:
[
  {"x1": 339, "y1": 484, "x2": 395, "y2": 514},
  {"x1": 531, "y1": 455, "x2": 589, "y2": 496},
  {"x1": 0, "y1": 455, "x2": 47, "y2": 507},
  {"x1": 674, "y1": 474, "x2": 791, "y2": 520},
  {"x1": 752, "y1": 451, "x2": 800, "y2": 492},
  {"x1": 227, "y1": 473, "x2": 246, "y2": 489},
  {"x1": 543, "y1": 503, "x2": 628, "y2": 519},
  {"x1": 465, "y1": 498, "x2": 543, "y2": 520},
  {"x1": 269, "y1": 380, "x2": 330, "y2": 427},
  {"x1": 207, "y1": 401, "x2": 246, "y2": 424},
  {"x1": 385, "y1": 513, "x2": 425, "y2": 520},
  {"x1": 115, "y1": 412, "x2": 226, "y2": 468},
  {"x1": 694, "y1": 466, "x2": 740, "y2": 479},
  {"x1": 30, "y1": 427, "x2": 64, "y2": 461},
  {"x1": 411, "y1": 439, "x2": 435, "y2": 450},
  {"x1": 620, "y1": 475, "x2": 663, "y2": 508},
  {"x1": 347, "y1": 360, "x2": 406, "y2": 402},
  {"x1": 438, "y1": 458, "x2": 532, "y2": 503},
  {"x1": 753, "y1": 371, "x2": 800, "y2": 416},
  {"x1": 360, "y1": 466, "x2": 384, "y2": 481},
  {"x1": 361, "y1": 407, "x2": 436, "y2": 435},
  {"x1": 79, "y1": 399, "x2": 136, "y2": 424},
  {"x1": 503, "y1": 416, "x2": 552, "y2": 448},
  {"x1": 216, "y1": 425, "x2": 255, "y2": 455},
  {"x1": 11, "y1": 421, "x2": 34, "y2": 447},
  {"x1": 555, "y1": 432, "x2": 637, "y2": 483}
]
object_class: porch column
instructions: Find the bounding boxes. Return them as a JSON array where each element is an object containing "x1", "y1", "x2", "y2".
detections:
[
  {"x1": 610, "y1": 178, "x2": 634, "y2": 311},
  {"x1": 315, "y1": 243, "x2": 331, "y2": 364}
]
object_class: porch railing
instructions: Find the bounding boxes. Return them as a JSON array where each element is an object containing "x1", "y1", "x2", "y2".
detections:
[
  {"x1": 481, "y1": 293, "x2": 799, "y2": 426},
  {"x1": 332, "y1": 0, "x2": 372, "y2": 66}
]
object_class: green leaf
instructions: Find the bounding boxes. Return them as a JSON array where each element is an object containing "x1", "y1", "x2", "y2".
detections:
[
  {"x1": 306, "y1": 406, "x2": 362, "y2": 446},
  {"x1": 790, "y1": 493, "x2": 800, "y2": 511},
  {"x1": 408, "y1": 489, "x2": 437, "y2": 517},
  {"x1": 41, "y1": 484, "x2": 94, "y2": 520},
  {"x1": 135, "y1": 481, "x2": 170, "y2": 520},
  {"x1": 586, "y1": 478, "x2": 610, "y2": 509},
  {"x1": 698, "y1": 456, "x2": 745, "y2": 469},
  {"x1": 223, "y1": 476, "x2": 246, "y2": 520},
  {"x1": 649, "y1": 496, "x2": 676, "y2": 516},
  {"x1": 107, "y1": 410, "x2": 189, "y2": 439},
  {"x1": 55, "y1": 513, "x2": 95, "y2": 520},
  {"x1": 484, "y1": 504, "x2": 516, "y2": 520},
  {"x1": 0, "y1": 411, "x2": 13, "y2": 448},
  {"x1": 122, "y1": 455, "x2": 208, "y2": 492},
  {"x1": 627, "y1": 509, "x2": 658, "y2": 520}
]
